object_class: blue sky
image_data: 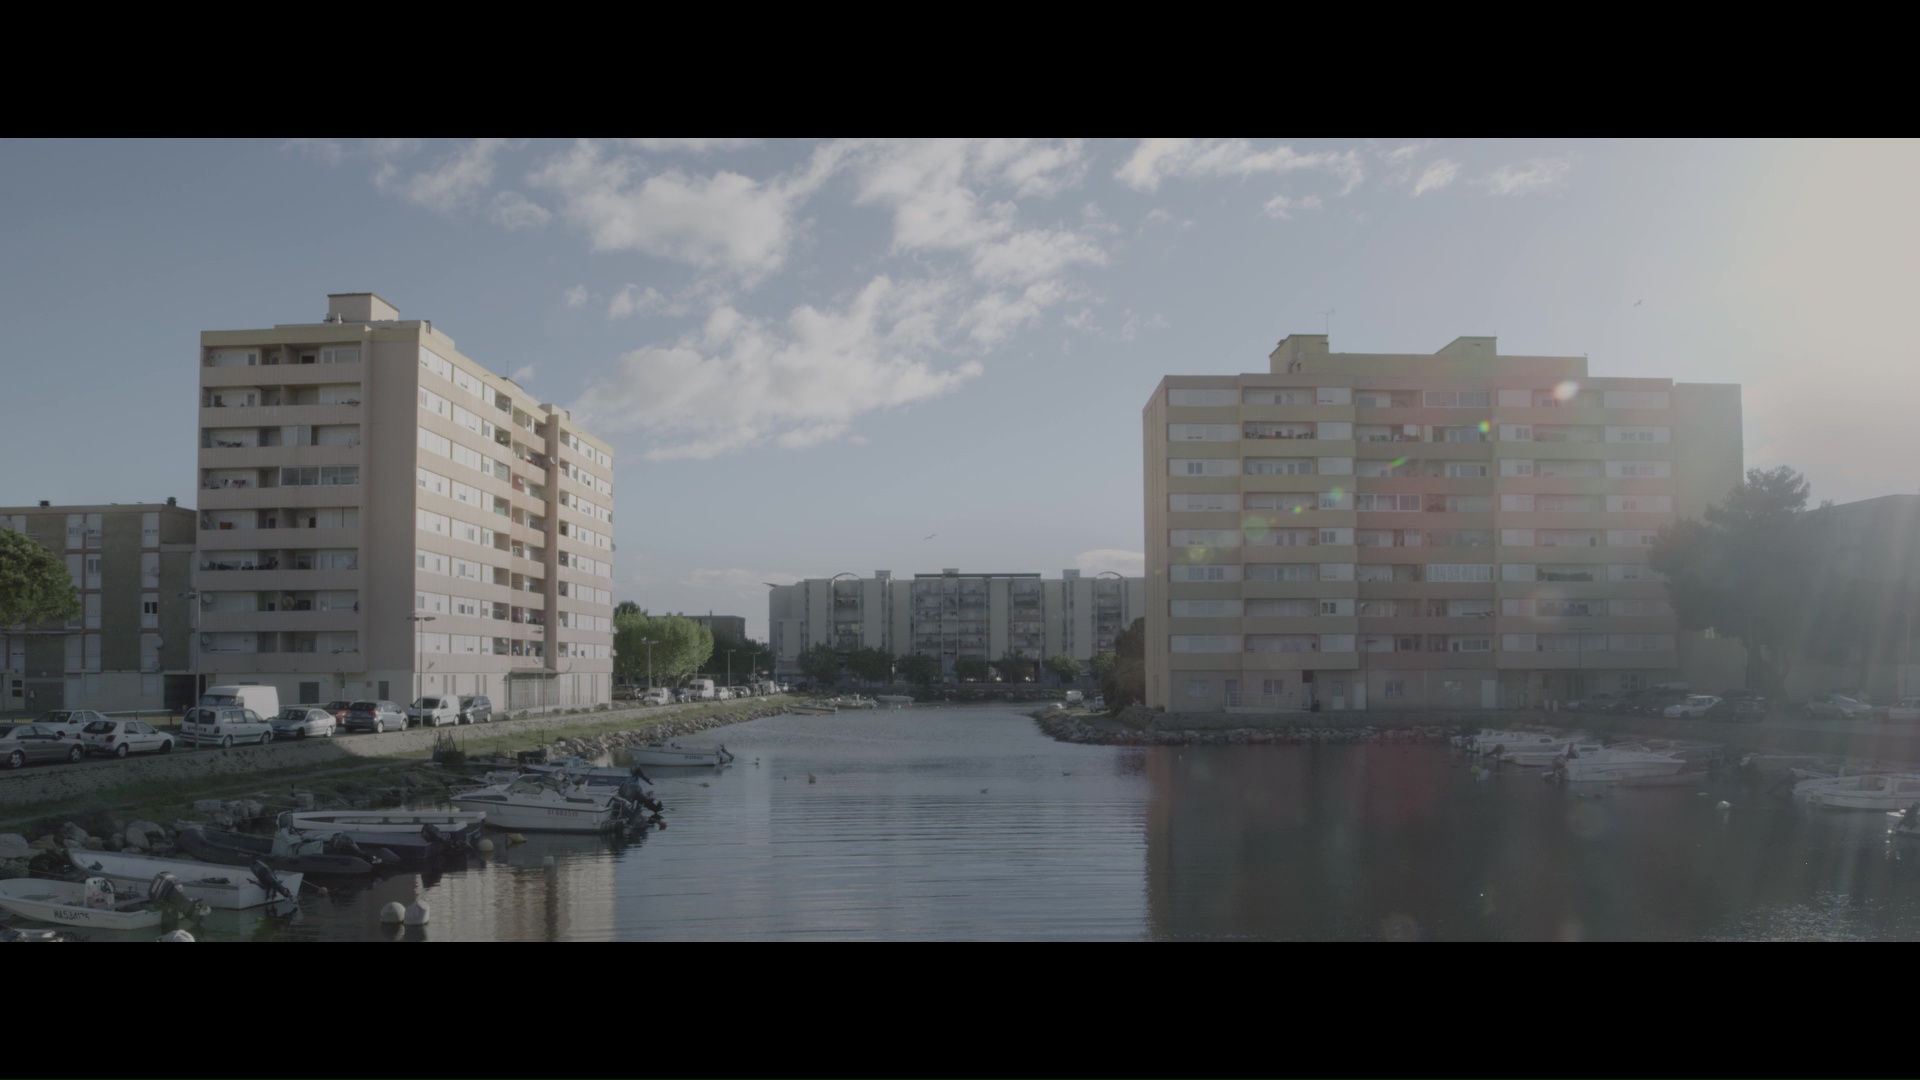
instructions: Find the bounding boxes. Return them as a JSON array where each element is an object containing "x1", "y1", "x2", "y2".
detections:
[{"x1": 3, "y1": 138, "x2": 1913, "y2": 640}]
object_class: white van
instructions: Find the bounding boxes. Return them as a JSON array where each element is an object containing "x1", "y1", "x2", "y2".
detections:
[
  {"x1": 687, "y1": 679, "x2": 716, "y2": 701},
  {"x1": 200, "y1": 685, "x2": 280, "y2": 718},
  {"x1": 641, "y1": 688, "x2": 672, "y2": 706}
]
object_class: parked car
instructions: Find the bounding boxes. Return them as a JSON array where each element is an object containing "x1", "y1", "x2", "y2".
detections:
[
  {"x1": 181, "y1": 706, "x2": 274, "y2": 748},
  {"x1": 406, "y1": 696, "x2": 460, "y2": 728},
  {"x1": 458, "y1": 695, "x2": 493, "y2": 724},
  {"x1": 343, "y1": 700, "x2": 406, "y2": 734},
  {"x1": 1065, "y1": 690, "x2": 1085, "y2": 706},
  {"x1": 1885, "y1": 698, "x2": 1920, "y2": 723},
  {"x1": 34, "y1": 710, "x2": 107, "y2": 738},
  {"x1": 1567, "y1": 693, "x2": 1618, "y2": 712},
  {"x1": 0, "y1": 723, "x2": 85, "y2": 768},
  {"x1": 269, "y1": 707, "x2": 337, "y2": 740},
  {"x1": 79, "y1": 719, "x2": 173, "y2": 757},
  {"x1": 715, "y1": 687, "x2": 734, "y2": 701},
  {"x1": 1623, "y1": 689, "x2": 1688, "y2": 716},
  {"x1": 322, "y1": 700, "x2": 356, "y2": 724},
  {"x1": 641, "y1": 688, "x2": 672, "y2": 706},
  {"x1": 1711, "y1": 689, "x2": 1768, "y2": 721},
  {"x1": 1664, "y1": 694, "x2": 1722, "y2": 719},
  {"x1": 1805, "y1": 694, "x2": 1874, "y2": 721}
]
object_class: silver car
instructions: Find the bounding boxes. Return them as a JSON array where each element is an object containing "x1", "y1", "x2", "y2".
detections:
[
  {"x1": 0, "y1": 724, "x2": 85, "y2": 769},
  {"x1": 269, "y1": 707, "x2": 337, "y2": 739},
  {"x1": 34, "y1": 710, "x2": 107, "y2": 739},
  {"x1": 79, "y1": 719, "x2": 174, "y2": 758}
]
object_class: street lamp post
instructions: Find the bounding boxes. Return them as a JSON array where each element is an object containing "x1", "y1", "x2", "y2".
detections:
[
  {"x1": 178, "y1": 589, "x2": 201, "y2": 711},
  {"x1": 640, "y1": 637, "x2": 656, "y2": 690},
  {"x1": 1362, "y1": 637, "x2": 1376, "y2": 712},
  {"x1": 725, "y1": 648, "x2": 736, "y2": 689},
  {"x1": 407, "y1": 615, "x2": 436, "y2": 724}
]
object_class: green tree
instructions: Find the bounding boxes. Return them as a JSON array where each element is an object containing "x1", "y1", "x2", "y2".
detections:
[
  {"x1": 845, "y1": 646, "x2": 894, "y2": 685},
  {"x1": 1089, "y1": 651, "x2": 1118, "y2": 683},
  {"x1": 0, "y1": 530, "x2": 78, "y2": 628},
  {"x1": 1098, "y1": 618, "x2": 1147, "y2": 709},
  {"x1": 798, "y1": 644, "x2": 844, "y2": 687},
  {"x1": 701, "y1": 634, "x2": 772, "y2": 681},
  {"x1": 953, "y1": 657, "x2": 991, "y2": 682},
  {"x1": 1650, "y1": 466, "x2": 1816, "y2": 699},
  {"x1": 897, "y1": 653, "x2": 941, "y2": 687},
  {"x1": 994, "y1": 652, "x2": 1034, "y2": 683},
  {"x1": 612, "y1": 609, "x2": 713, "y2": 685},
  {"x1": 613, "y1": 600, "x2": 641, "y2": 618},
  {"x1": 1045, "y1": 653, "x2": 1083, "y2": 685}
]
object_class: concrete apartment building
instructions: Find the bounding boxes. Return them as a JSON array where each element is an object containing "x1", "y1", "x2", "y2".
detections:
[
  {"x1": 195, "y1": 293, "x2": 616, "y2": 711},
  {"x1": 687, "y1": 614, "x2": 748, "y2": 643},
  {"x1": 769, "y1": 569, "x2": 1145, "y2": 681},
  {"x1": 1144, "y1": 334, "x2": 1741, "y2": 712},
  {"x1": 0, "y1": 501, "x2": 197, "y2": 713}
]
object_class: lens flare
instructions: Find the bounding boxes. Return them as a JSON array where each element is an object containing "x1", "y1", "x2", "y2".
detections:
[
  {"x1": 1554, "y1": 380, "x2": 1580, "y2": 402},
  {"x1": 1477, "y1": 420, "x2": 1491, "y2": 434},
  {"x1": 1390, "y1": 457, "x2": 1408, "y2": 469},
  {"x1": 1330, "y1": 486, "x2": 1345, "y2": 500},
  {"x1": 1291, "y1": 505, "x2": 1304, "y2": 514}
]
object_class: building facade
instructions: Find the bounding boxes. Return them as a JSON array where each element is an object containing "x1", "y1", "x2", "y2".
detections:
[
  {"x1": 195, "y1": 293, "x2": 616, "y2": 711},
  {"x1": 1144, "y1": 334, "x2": 1741, "y2": 711},
  {"x1": 1, "y1": 501, "x2": 197, "y2": 713},
  {"x1": 687, "y1": 614, "x2": 748, "y2": 643},
  {"x1": 769, "y1": 569, "x2": 1144, "y2": 680}
]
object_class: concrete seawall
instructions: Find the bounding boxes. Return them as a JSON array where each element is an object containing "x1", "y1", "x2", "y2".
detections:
[{"x1": 0, "y1": 698, "x2": 789, "y2": 810}]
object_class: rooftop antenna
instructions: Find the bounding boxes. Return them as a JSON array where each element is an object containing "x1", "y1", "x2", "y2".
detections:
[{"x1": 1321, "y1": 308, "x2": 1335, "y2": 336}]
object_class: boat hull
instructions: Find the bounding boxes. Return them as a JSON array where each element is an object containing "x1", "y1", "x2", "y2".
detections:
[
  {"x1": 1559, "y1": 759, "x2": 1689, "y2": 782},
  {"x1": 626, "y1": 749, "x2": 729, "y2": 767},
  {"x1": 176, "y1": 827, "x2": 378, "y2": 875},
  {"x1": 283, "y1": 811, "x2": 487, "y2": 837},
  {"x1": 66, "y1": 848, "x2": 300, "y2": 909},
  {"x1": 447, "y1": 795, "x2": 621, "y2": 833},
  {"x1": 0, "y1": 880, "x2": 164, "y2": 930}
]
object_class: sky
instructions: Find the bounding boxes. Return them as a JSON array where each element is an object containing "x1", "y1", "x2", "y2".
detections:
[{"x1": 3, "y1": 138, "x2": 1915, "y2": 641}]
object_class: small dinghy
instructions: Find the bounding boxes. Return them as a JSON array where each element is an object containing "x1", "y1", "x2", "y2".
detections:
[
  {"x1": 177, "y1": 825, "x2": 382, "y2": 875},
  {"x1": 626, "y1": 743, "x2": 734, "y2": 768},
  {"x1": 0, "y1": 874, "x2": 208, "y2": 931},
  {"x1": 523, "y1": 756, "x2": 649, "y2": 788},
  {"x1": 68, "y1": 846, "x2": 300, "y2": 909},
  {"x1": 283, "y1": 810, "x2": 487, "y2": 839}
]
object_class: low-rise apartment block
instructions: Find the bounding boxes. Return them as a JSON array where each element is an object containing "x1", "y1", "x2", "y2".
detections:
[
  {"x1": 769, "y1": 569, "x2": 1144, "y2": 681},
  {"x1": 1, "y1": 501, "x2": 197, "y2": 712},
  {"x1": 1144, "y1": 334, "x2": 1741, "y2": 711},
  {"x1": 195, "y1": 293, "x2": 616, "y2": 711}
]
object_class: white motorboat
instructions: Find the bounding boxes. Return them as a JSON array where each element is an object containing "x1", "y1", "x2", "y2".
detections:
[
  {"x1": 1554, "y1": 746, "x2": 1690, "y2": 782},
  {"x1": 1486, "y1": 734, "x2": 1582, "y2": 766},
  {"x1": 1800, "y1": 774, "x2": 1920, "y2": 811},
  {"x1": 67, "y1": 846, "x2": 300, "y2": 910},
  {"x1": 449, "y1": 775, "x2": 637, "y2": 833},
  {"x1": 283, "y1": 810, "x2": 488, "y2": 836},
  {"x1": 626, "y1": 744, "x2": 734, "y2": 768},
  {"x1": 1464, "y1": 730, "x2": 1550, "y2": 756},
  {"x1": 523, "y1": 756, "x2": 644, "y2": 787},
  {"x1": 0, "y1": 875, "x2": 207, "y2": 931}
]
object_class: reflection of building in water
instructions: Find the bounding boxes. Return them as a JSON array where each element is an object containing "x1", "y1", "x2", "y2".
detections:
[{"x1": 380, "y1": 835, "x2": 621, "y2": 941}]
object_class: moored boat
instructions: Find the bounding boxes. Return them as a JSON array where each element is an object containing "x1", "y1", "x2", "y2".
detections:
[
  {"x1": 67, "y1": 846, "x2": 300, "y2": 909},
  {"x1": 0, "y1": 875, "x2": 207, "y2": 931},
  {"x1": 448, "y1": 774, "x2": 640, "y2": 833},
  {"x1": 1800, "y1": 773, "x2": 1920, "y2": 811},
  {"x1": 789, "y1": 704, "x2": 837, "y2": 715},
  {"x1": 177, "y1": 825, "x2": 382, "y2": 875},
  {"x1": 1489, "y1": 735, "x2": 1584, "y2": 766},
  {"x1": 283, "y1": 809, "x2": 487, "y2": 840},
  {"x1": 1552, "y1": 746, "x2": 1690, "y2": 782},
  {"x1": 626, "y1": 744, "x2": 734, "y2": 768},
  {"x1": 524, "y1": 756, "x2": 647, "y2": 787}
]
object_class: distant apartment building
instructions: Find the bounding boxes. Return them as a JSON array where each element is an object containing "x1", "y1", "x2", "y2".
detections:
[
  {"x1": 1, "y1": 501, "x2": 197, "y2": 712},
  {"x1": 195, "y1": 293, "x2": 616, "y2": 711},
  {"x1": 1779, "y1": 494, "x2": 1920, "y2": 704},
  {"x1": 768, "y1": 569, "x2": 1145, "y2": 680},
  {"x1": 1143, "y1": 334, "x2": 1742, "y2": 711},
  {"x1": 687, "y1": 614, "x2": 748, "y2": 643}
]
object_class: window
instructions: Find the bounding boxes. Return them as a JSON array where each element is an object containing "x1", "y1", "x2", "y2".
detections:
[
  {"x1": 1603, "y1": 390, "x2": 1670, "y2": 409},
  {"x1": 1246, "y1": 635, "x2": 1316, "y2": 653},
  {"x1": 1172, "y1": 635, "x2": 1241, "y2": 653},
  {"x1": 1317, "y1": 491, "x2": 1352, "y2": 510},
  {"x1": 1316, "y1": 457, "x2": 1353, "y2": 475},
  {"x1": 1169, "y1": 388, "x2": 1236, "y2": 406},
  {"x1": 84, "y1": 593, "x2": 101, "y2": 629},
  {"x1": 1318, "y1": 563, "x2": 1354, "y2": 581},
  {"x1": 1607, "y1": 460, "x2": 1672, "y2": 478},
  {"x1": 1356, "y1": 494, "x2": 1422, "y2": 512},
  {"x1": 1422, "y1": 390, "x2": 1491, "y2": 408},
  {"x1": 141, "y1": 596, "x2": 158, "y2": 628},
  {"x1": 416, "y1": 550, "x2": 448, "y2": 576},
  {"x1": 1186, "y1": 678, "x2": 1212, "y2": 699},
  {"x1": 1501, "y1": 494, "x2": 1535, "y2": 512},
  {"x1": 1318, "y1": 528, "x2": 1353, "y2": 546},
  {"x1": 1171, "y1": 600, "x2": 1243, "y2": 618},
  {"x1": 1247, "y1": 564, "x2": 1316, "y2": 582},
  {"x1": 1442, "y1": 680, "x2": 1465, "y2": 697},
  {"x1": 1169, "y1": 423, "x2": 1238, "y2": 441},
  {"x1": 1171, "y1": 529, "x2": 1241, "y2": 548},
  {"x1": 1501, "y1": 425, "x2": 1533, "y2": 442},
  {"x1": 1443, "y1": 462, "x2": 1490, "y2": 478},
  {"x1": 1248, "y1": 529, "x2": 1314, "y2": 547},
  {"x1": 1317, "y1": 422, "x2": 1352, "y2": 440},
  {"x1": 1608, "y1": 564, "x2": 1665, "y2": 582},
  {"x1": 1500, "y1": 459, "x2": 1536, "y2": 477},
  {"x1": 1426, "y1": 564, "x2": 1494, "y2": 583},
  {"x1": 1608, "y1": 495, "x2": 1674, "y2": 513},
  {"x1": 1247, "y1": 493, "x2": 1315, "y2": 512},
  {"x1": 1170, "y1": 493, "x2": 1236, "y2": 512},
  {"x1": 1501, "y1": 529, "x2": 1536, "y2": 547},
  {"x1": 1320, "y1": 634, "x2": 1355, "y2": 653},
  {"x1": 1246, "y1": 599, "x2": 1313, "y2": 617},
  {"x1": 1383, "y1": 680, "x2": 1404, "y2": 700},
  {"x1": 1246, "y1": 458, "x2": 1314, "y2": 475},
  {"x1": 418, "y1": 427, "x2": 452, "y2": 459},
  {"x1": 1607, "y1": 530, "x2": 1660, "y2": 547},
  {"x1": 1171, "y1": 458, "x2": 1236, "y2": 477},
  {"x1": 1319, "y1": 599, "x2": 1353, "y2": 616},
  {"x1": 1605, "y1": 426, "x2": 1671, "y2": 443},
  {"x1": 84, "y1": 556, "x2": 102, "y2": 589},
  {"x1": 1170, "y1": 565, "x2": 1240, "y2": 582},
  {"x1": 1243, "y1": 389, "x2": 1312, "y2": 405},
  {"x1": 1620, "y1": 673, "x2": 1645, "y2": 691},
  {"x1": 1609, "y1": 634, "x2": 1675, "y2": 652},
  {"x1": 1609, "y1": 598, "x2": 1673, "y2": 616}
]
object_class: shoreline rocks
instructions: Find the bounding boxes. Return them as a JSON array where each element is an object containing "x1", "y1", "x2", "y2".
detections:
[{"x1": 1030, "y1": 709, "x2": 1460, "y2": 747}]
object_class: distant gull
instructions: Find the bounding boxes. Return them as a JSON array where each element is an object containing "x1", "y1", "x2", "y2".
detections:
[
  {"x1": 1634, "y1": 299, "x2": 1643, "y2": 306},
  {"x1": 924, "y1": 534, "x2": 937, "y2": 540}
]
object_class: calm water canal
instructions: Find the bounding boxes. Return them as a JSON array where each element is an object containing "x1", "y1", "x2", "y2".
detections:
[{"x1": 184, "y1": 709, "x2": 1920, "y2": 940}]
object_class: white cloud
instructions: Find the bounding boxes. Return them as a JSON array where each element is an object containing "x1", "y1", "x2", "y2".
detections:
[
  {"x1": 1143, "y1": 207, "x2": 1193, "y2": 230},
  {"x1": 563, "y1": 285, "x2": 590, "y2": 309},
  {"x1": 1412, "y1": 159, "x2": 1461, "y2": 196},
  {"x1": 509, "y1": 365, "x2": 535, "y2": 383},
  {"x1": 1115, "y1": 139, "x2": 1365, "y2": 195},
  {"x1": 1263, "y1": 194, "x2": 1324, "y2": 220},
  {"x1": 1382, "y1": 139, "x2": 1436, "y2": 164},
  {"x1": 1480, "y1": 157, "x2": 1571, "y2": 195},
  {"x1": 608, "y1": 284, "x2": 666, "y2": 320},
  {"x1": 1073, "y1": 549, "x2": 1144, "y2": 577},
  {"x1": 530, "y1": 140, "x2": 847, "y2": 278},
  {"x1": 625, "y1": 138, "x2": 759, "y2": 153},
  {"x1": 571, "y1": 275, "x2": 985, "y2": 460},
  {"x1": 488, "y1": 190, "x2": 550, "y2": 229},
  {"x1": 374, "y1": 138, "x2": 511, "y2": 216}
]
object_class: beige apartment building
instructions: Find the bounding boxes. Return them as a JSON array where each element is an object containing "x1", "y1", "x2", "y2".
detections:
[
  {"x1": 1144, "y1": 334, "x2": 1742, "y2": 712},
  {"x1": 195, "y1": 293, "x2": 616, "y2": 711},
  {"x1": 769, "y1": 569, "x2": 1144, "y2": 682},
  {"x1": 1, "y1": 502, "x2": 197, "y2": 713}
]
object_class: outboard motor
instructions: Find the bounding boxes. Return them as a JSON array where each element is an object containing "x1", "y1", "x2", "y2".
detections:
[
  {"x1": 323, "y1": 833, "x2": 375, "y2": 864},
  {"x1": 421, "y1": 823, "x2": 453, "y2": 851},
  {"x1": 251, "y1": 859, "x2": 293, "y2": 903},
  {"x1": 148, "y1": 871, "x2": 185, "y2": 908},
  {"x1": 718, "y1": 745, "x2": 734, "y2": 763},
  {"x1": 630, "y1": 764, "x2": 654, "y2": 785}
]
